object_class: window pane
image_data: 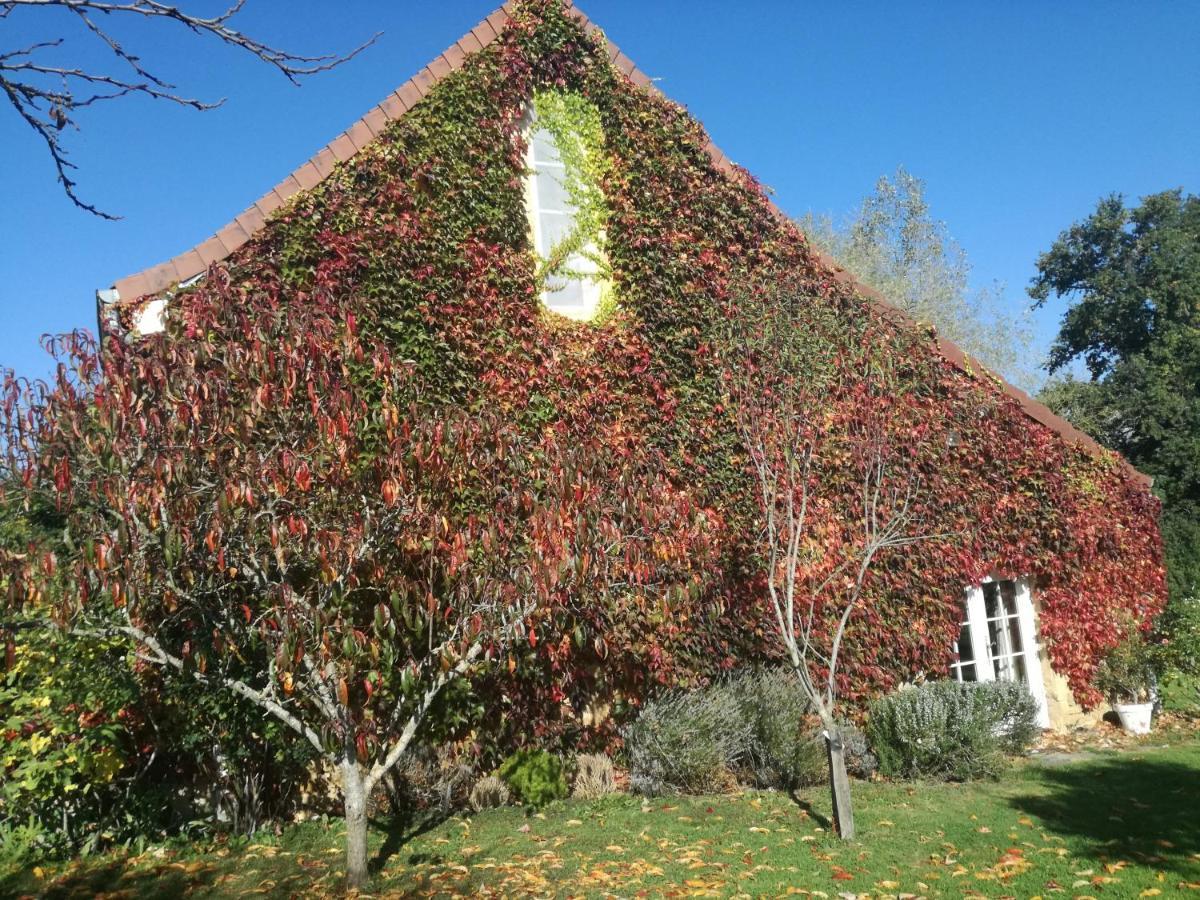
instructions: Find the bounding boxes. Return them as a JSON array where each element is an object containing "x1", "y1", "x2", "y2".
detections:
[
  {"x1": 1000, "y1": 580, "x2": 1019, "y2": 617},
  {"x1": 544, "y1": 277, "x2": 584, "y2": 310},
  {"x1": 536, "y1": 168, "x2": 572, "y2": 213},
  {"x1": 959, "y1": 662, "x2": 977, "y2": 682},
  {"x1": 1004, "y1": 613, "x2": 1024, "y2": 655},
  {"x1": 531, "y1": 127, "x2": 562, "y2": 165},
  {"x1": 956, "y1": 622, "x2": 975, "y2": 664},
  {"x1": 538, "y1": 212, "x2": 573, "y2": 256},
  {"x1": 983, "y1": 582, "x2": 1000, "y2": 619}
]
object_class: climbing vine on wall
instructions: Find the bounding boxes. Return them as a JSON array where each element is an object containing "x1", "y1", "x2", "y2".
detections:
[{"x1": 79, "y1": 0, "x2": 1164, "y2": 748}]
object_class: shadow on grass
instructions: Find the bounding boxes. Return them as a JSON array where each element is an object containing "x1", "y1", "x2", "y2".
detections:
[
  {"x1": 788, "y1": 790, "x2": 833, "y2": 830},
  {"x1": 0, "y1": 856, "x2": 221, "y2": 900},
  {"x1": 1008, "y1": 756, "x2": 1200, "y2": 876},
  {"x1": 370, "y1": 807, "x2": 452, "y2": 874}
]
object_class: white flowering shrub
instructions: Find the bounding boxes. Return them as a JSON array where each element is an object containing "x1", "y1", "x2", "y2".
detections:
[{"x1": 867, "y1": 680, "x2": 1039, "y2": 781}]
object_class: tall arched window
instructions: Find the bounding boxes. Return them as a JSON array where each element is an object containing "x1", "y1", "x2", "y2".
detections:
[{"x1": 524, "y1": 92, "x2": 612, "y2": 321}]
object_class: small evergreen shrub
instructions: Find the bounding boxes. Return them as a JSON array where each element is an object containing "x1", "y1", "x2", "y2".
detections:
[
  {"x1": 726, "y1": 668, "x2": 825, "y2": 789},
  {"x1": 839, "y1": 722, "x2": 879, "y2": 780},
  {"x1": 623, "y1": 686, "x2": 747, "y2": 795},
  {"x1": 867, "y1": 680, "x2": 1039, "y2": 781},
  {"x1": 1095, "y1": 631, "x2": 1160, "y2": 703},
  {"x1": 468, "y1": 775, "x2": 510, "y2": 813},
  {"x1": 497, "y1": 750, "x2": 568, "y2": 807},
  {"x1": 572, "y1": 753, "x2": 616, "y2": 799}
]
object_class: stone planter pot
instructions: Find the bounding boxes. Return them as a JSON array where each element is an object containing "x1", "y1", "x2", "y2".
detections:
[{"x1": 1113, "y1": 700, "x2": 1154, "y2": 735}]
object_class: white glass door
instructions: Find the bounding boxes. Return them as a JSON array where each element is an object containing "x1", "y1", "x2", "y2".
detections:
[{"x1": 952, "y1": 578, "x2": 1050, "y2": 728}]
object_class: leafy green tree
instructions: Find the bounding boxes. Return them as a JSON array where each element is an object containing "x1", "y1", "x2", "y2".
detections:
[
  {"x1": 801, "y1": 167, "x2": 1035, "y2": 388},
  {"x1": 1031, "y1": 189, "x2": 1200, "y2": 600}
]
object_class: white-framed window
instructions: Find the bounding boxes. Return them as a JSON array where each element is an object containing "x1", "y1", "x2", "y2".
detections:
[
  {"x1": 523, "y1": 105, "x2": 609, "y2": 321},
  {"x1": 952, "y1": 577, "x2": 1050, "y2": 728}
]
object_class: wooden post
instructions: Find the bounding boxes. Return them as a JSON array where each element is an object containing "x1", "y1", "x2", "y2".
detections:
[{"x1": 825, "y1": 727, "x2": 856, "y2": 840}]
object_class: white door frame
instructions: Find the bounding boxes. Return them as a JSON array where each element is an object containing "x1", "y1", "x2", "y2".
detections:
[{"x1": 962, "y1": 577, "x2": 1051, "y2": 728}]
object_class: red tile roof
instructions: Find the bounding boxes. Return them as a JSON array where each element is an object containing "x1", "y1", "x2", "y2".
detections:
[{"x1": 101, "y1": 1, "x2": 1150, "y2": 488}]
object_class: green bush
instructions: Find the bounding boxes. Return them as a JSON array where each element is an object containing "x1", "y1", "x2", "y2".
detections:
[
  {"x1": 726, "y1": 668, "x2": 825, "y2": 789},
  {"x1": 497, "y1": 750, "x2": 568, "y2": 807},
  {"x1": 624, "y1": 667, "x2": 826, "y2": 795},
  {"x1": 1094, "y1": 631, "x2": 1160, "y2": 704},
  {"x1": 623, "y1": 684, "x2": 746, "y2": 795},
  {"x1": 1152, "y1": 597, "x2": 1200, "y2": 715},
  {"x1": 867, "y1": 680, "x2": 1039, "y2": 781}
]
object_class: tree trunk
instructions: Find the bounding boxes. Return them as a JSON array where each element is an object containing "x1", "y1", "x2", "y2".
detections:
[
  {"x1": 825, "y1": 726, "x2": 856, "y2": 840},
  {"x1": 341, "y1": 760, "x2": 370, "y2": 888}
]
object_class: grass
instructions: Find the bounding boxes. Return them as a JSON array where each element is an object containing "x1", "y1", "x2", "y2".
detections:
[{"x1": 4, "y1": 740, "x2": 1200, "y2": 898}]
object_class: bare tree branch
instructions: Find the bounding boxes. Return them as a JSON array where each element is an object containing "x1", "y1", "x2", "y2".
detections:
[{"x1": 1, "y1": 0, "x2": 379, "y2": 217}]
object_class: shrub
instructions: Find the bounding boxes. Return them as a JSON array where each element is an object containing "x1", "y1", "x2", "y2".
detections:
[
  {"x1": 1095, "y1": 631, "x2": 1160, "y2": 704},
  {"x1": 468, "y1": 776, "x2": 510, "y2": 813},
  {"x1": 497, "y1": 750, "x2": 568, "y2": 807},
  {"x1": 1152, "y1": 598, "x2": 1200, "y2": 715},
  {"x1": 725, "y1": 668, "x2": 824, "y2": 789},
  {"x1": 572, "y1": 753, "x2": 616, "y2": 799},
  {"x1": 839, "y1": 722, "x2": 878, "y2": 780},
  {"x1": 624, "y1": 668, "x2": 829, "y2": 795},
  {"x1": 867, "y1": 680, "x2": 1039, "y2": 781},
  {"x1": 623, "y1": 685, "x2": 746, "y2": 795}
]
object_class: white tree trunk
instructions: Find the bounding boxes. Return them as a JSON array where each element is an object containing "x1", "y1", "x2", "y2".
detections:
[{"x1": 341, "y1": 759, "x2": 370, "y2": 888}]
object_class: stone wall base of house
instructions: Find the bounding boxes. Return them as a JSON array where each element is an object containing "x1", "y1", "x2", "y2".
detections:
[{"x1": 1040, "y1": 652, "x2": 1105, "y2": 731}]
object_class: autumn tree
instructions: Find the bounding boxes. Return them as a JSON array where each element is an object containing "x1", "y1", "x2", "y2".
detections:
[
  {"x1": 801, "y1": 167, "x2": 1035, "y2": 390},
  {"x1": 1, "y1": 0, "x2": 375, "y2": 217},
  {"x1": 723, "y1": 290, "x2": 946, "y2": 839},
  {"x1": 0, "y1": 273, "x2": 711, "y2": 886}
]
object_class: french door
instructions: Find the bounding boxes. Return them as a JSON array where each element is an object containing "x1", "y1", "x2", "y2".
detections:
[{"x1": 950, "y1": 578, "x2": 1050, "y2": 728}]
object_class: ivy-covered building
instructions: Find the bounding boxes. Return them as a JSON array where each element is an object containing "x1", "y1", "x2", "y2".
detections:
[{"x1": 97, "y1": 0, "x2": 1165, "y2": 735}]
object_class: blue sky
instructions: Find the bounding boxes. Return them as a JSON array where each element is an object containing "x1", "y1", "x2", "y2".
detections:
[{"x1": 2, "y1": 1, "x2": 1197, "y2": 384}]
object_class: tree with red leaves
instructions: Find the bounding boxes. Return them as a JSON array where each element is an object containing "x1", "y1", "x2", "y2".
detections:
[{"x1": 1, "y1": 271, "x2": 713, "y2": 886}]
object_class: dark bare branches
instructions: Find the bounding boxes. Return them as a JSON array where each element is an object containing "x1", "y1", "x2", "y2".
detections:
[{"x1": 2, "y1": 0, "x2": 379, "y2": 217}]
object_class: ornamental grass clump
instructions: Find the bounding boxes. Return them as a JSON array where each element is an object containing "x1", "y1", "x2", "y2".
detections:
[
  {"x1": 867, "y1": 680, "x2": 1039, "y2": 781},
  {"x1": 468, "y1": 775, "x2": 510, "y2": 813},
  {"x1": 571, "y1": 753, "x2": 616, "y2": 799}
]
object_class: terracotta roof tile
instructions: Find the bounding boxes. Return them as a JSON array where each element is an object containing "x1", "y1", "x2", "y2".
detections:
[
  {"x1": 215, "y1": 221, "x2": 251, "y2": 255},
  {"x1": 293, "y1": 161, "x2": 323, "y2": 190},
  {"x1": 457, "y1": 32, "x2": 484, "y2": 54},
  {"x1": 195, "y1": 236, "x2": 227, "y2": 266},
  {"x1": 473, "y1": 20, "x2": 500, "y2": 46},
  {"x1": 629, "y1": 67, "x2": 653, "y2": 89},
  {"x1": 254, "y1": 190, "x2": 285, "y2": 218},
  {"x1": 396, "y1": 81, "x2": 423, "y2": 111},
  {"x1": 170, "y1": 250, "x2": 205, "y2": 279},
  {"x1": 486, "y1": 10, "x2": 509, "y2": 34},
  {"x1": 411, "y1": 69, "x2": 435, "y2": 96},
  {"x1": 379, "y1": 91, "x2": 409, "y2": 120},
  {"x1": 442, "y1": 44, "x2": 467, "y2": 71},
  {"x1": 234, "y1": 205, "x2": 266, "y2": 236},
  {"x1": 362, "y1": 106, "x2": 389, "y2": 136},
  {"x1": 273, "y1": 175, "x2": 302, "y2": 202},
  {"x1": 309, "y1": 147, "x2": 338, "y2": 179},
  {"x1": 114, "y1": 272, "x2": 151, "y2": 303},
  {"x1": 427, "y1": 56, "x2": 453, "y2": 81},
  {"x1": 327, "y1": 133, "x2": 357, "y2": 162},
  {"x1": 346, "y1": 120, "x2": 375, "y2": 151}
]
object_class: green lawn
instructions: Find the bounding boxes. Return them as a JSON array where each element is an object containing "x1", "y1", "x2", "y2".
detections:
[{"x1": 5, "y1": 740, "x2": 1200, "y2": 898}]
